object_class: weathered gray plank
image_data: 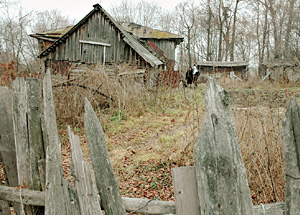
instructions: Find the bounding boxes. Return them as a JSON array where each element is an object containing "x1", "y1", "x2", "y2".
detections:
[
  {"x1": 254, "y1": 202, "x2": 284, "y2": 215},
  {"x1": 171, "y1": 166, "x2": 199, "y2": 215},
  {"x1": 62, "y1": 179, "x2": 80, "y2": 215},
  {"x1": 289, "y1": 180, "x2": 300, "y2": 214},
  {"x1": 0, "y1": 87, "x2": 18, "y2": 186},
  {"x1": 194, "y1": 77, "x2": 254, "y2": 214},
  {"x1": 13, "y1": 78, "x2": 31, "y2": 188},
  {"x1": 13, "y1": 78, "x2": 45, "y2": 215},
  {"x1": 43, "y1": 71, "x2": 67, "y2": 215},
  {"x1": 84, "y1": 98, "x2": 126, "y2": 215},
  {"x1": 0, "y1": 184, "x2": 286, "y2": 215},
  {"x1": 281, "y1": 96, "x2": 300, "y2": 215},
  {"x1": 0, "y1": 200, "x2": 11, "y2": 215},
  {"x1": 122, "y1": 197, "x2": 176, "y2": 214},
  {"x1": 0, "y1": 185, "x2": 45, "y2": 206},
  {"x1": 26, "y1": 78, "x2": 45, "y2": 192},
  {"x1": 0, "y1": 87, "x2": 19, "y2": 214},
  {"x1": 68, "y1": 126, "x2": 102, "y2": 215}
]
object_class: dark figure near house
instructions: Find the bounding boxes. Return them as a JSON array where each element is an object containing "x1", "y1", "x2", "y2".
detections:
[
  {"x1": 186, "y1": 67, "x2": 193, "y2": 86},
  {"x1": 193, "y1": 64, "x2": 200, "y2": 86}
]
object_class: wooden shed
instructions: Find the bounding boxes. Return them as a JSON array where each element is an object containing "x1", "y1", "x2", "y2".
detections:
[
  {"x1": 120, "y1": 22, "x2": 183, "y2": 70},
  {"x1": 32, "y1": 4, "x2": 164, "y2": 75},
  {"x1": 196, "y1": 61, "x2": 248, "y2": 79},
  {"x1": 262, "y1": 58, "x2": 300, "y2": 82}
]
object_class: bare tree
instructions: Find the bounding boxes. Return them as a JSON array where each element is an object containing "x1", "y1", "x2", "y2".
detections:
[
  {"x1": 32, "y1": 9, "x2": 75, "y2": 33},
  {"x1": 229, "y1": 0, "x2": 241, "y2": 61},
  {"x1": 175, "y1": 1, "x2": 200, "y2": 67}
]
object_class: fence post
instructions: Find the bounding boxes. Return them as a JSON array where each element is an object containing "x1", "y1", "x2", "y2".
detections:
[
  {"x1": 68, "y1": 126, "x2": 102, "y2": 214},
  {"x1": 193, "y1": 77, "x2": 254, "y2": 214},
  {"x1": 13, "y1": 78, "x2": 45, "y2": 215},
  {"x1": 281, "y1": 96, "x2": 300, "y2": 215},
  {"x1": 84, "y1": 98, "x2": 126, "y2": 215},
  {"x1": 0, "y1": 87, "x2": 19, "y2": 214},
  {"x1": 171, "y1": 166, "x2": 199, "y2": 215},
  {"x1": 43, "y1": 71, "x2": 80, "y2": 215},
  {"x1": 26, "y1": 79, "x2": 46, "y2": 192}
]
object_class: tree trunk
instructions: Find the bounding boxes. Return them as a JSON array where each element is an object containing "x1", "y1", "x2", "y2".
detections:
[
  {"x1": 206, "y1": 0, "x2": 212, "y2": 61},
  {"x1": 230, "y1": 0, "x2": 240, "y2": 61},
  {"x1": 188, "y1": 27, "x2": 192, "y2": 67},
  {"x1": 284, "y1": 0, "x2": 296, "y2": 58},
  {"x1": 218, "y1": 0, "x2": 223, "y2": 61},
  {"x1": 268, "y1": 0, "x2": 280, "y2": 58}
]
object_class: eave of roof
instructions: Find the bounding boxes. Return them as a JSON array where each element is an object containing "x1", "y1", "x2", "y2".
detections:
[
  {"x1": 197, "y1": 61, "x2": 249, "y2": 67},
  {"x1": 38, "y1": 4, "x2": 163, "y2": 67}
]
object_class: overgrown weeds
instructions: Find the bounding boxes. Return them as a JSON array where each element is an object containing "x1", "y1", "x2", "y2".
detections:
[
  {"x1": 2, "y1": 65, "x2": 297, "y2": 205},
  {"x1": 52, "y1": 70, "x2": 296, "y2": 205}
]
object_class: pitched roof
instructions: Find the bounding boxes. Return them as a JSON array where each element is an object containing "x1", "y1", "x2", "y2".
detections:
[
  {"x1": 30, "y1": 26, "x2": 73, "y2": 42},
  {"x1": 120, "y1": 22, "x2": 183, "y2": 41},
  {"x1": 37, "y1": 4, "x2": 163, "y2": 67},
  {"x1": 197, "y1": 61, "x2": 249, "y2": 67}
]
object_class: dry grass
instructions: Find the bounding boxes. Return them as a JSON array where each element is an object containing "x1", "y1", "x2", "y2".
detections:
[{"x1": 50, "y1": 70, "x2": 299, "y2": 204}]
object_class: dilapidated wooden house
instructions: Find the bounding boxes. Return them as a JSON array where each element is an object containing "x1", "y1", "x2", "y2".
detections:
[
  {"x1": 196, "y1": 61, "x2": 249, "y2": 79},
  {"x1": 30, "y1": 4, "x2": 183, "y2": 76}
]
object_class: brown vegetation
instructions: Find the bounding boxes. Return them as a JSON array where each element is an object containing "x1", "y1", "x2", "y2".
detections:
[{"x1": 48, "y1": 70, "x2": 298, "y2": 205}]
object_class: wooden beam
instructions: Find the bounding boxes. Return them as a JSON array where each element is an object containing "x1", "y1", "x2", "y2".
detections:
[
  {"x1": 0, "y1": 185, "x2": 285, "y2": 215},
  {"x1": 0, "y1": 186, "x2": 45, "y2": 206},
  {"x1": 79, "y1": 40, "x2": 111, "y2": 47}
]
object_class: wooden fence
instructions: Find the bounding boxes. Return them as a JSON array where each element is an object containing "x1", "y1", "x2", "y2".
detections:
[{"x1": 0, "y1": 73, "x2": 299, "y2": 214}]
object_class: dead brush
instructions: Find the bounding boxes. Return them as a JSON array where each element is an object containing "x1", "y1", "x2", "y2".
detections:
[
  {"x1": 233, "y1": 86, "x2": 288, "y2": 205},
  {"x1": 52, "y1": 66, "x2": 150, "y2": 129}
]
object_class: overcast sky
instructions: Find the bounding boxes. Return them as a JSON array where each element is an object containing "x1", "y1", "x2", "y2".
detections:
[{"x1": 20, "y1": 0, "x2": 184, "y2": 21}]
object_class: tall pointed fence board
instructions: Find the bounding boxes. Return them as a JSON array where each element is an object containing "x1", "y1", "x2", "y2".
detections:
[
  {"x1": 84, "y1": 98, "x2": 126, "y2": 215},
  {"x1": 68, "y1": 126, "x2": 103, "y2": 215},
  {"x1": 193, "y1": 77, "x2": 254, "y2": 214},
  {"x1": 281, "y1": 96, "x2": 300, "y2": 215},
  {"x1": 13, "y1": 78, "x2": 45, "y2": 215},
  {"x1": 0, "y1": 87, "x2": 19, "y2": 214},
  {"x1": 26, "y1": 79, "x2": 45, "y2": 192},
  {"x1": 43, "y1": 71, "x2": 80, "y2": 215}
]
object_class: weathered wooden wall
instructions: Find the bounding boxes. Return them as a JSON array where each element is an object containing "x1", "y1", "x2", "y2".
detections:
[
  {"x1": 150, "y1": 39, "x2": 176, "y2": 60},
  {"x1": 46, "y1": 11, "x2": 148, "y2": 68},
  {"x1": 200, "y1": 66, "x2": 247, "y2": 79}
]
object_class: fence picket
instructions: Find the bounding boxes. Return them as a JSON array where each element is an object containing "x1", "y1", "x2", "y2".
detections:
[
  {"x1": 281, "y1": 96, "x2": 300, "y2": 215},
  {"x1": 68, "y1": 126, "x2": 102, "y2": 214},
  {"x1": 26, "y1": 78, "x2": 45, "y2": 192},
  {"x1": 171, "y1": 166, "x2": 199, "y2": 215},
  {"x1": 0, "y1": 87, "x2": 19, "y2": 214},
  {"x1": 194, "y1": 77, "x2": 254, "y2": 214},
  {"x1": 84, "y1": 98, "x2": 126, "y2": 215},
  {"x1": 13, "y1": 78, "x2": 31, "y2": 188},
  {"x1": 13, "y1": 78, "x2": 45, "y2": 215},
  {"x1": 43, "y1": 71, "x2": 80, "y2": 215}
]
